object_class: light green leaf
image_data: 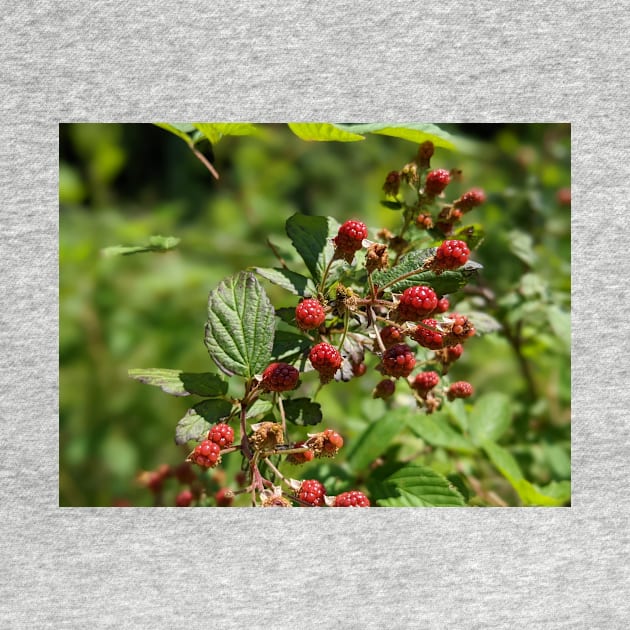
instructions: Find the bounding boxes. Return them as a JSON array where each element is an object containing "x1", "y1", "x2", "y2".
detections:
[
  {"x1": 192, "y1": 123, "x2": 259, "y2": 144},
  {"x1": 509, "y1": 229, "x2": 537, "y2": 266},
  {"x1": 128, "y1": 368, "x2": 227, "y2": 397},
  {"x1": 287, "y1": 123, "x2": 365, "y2": 142},
  {"x1": 374, "y1": 465, "x2": 466, "y2": 507},
  {"x1": 285, "y1": 213, "x2": 340, "y2": 283},
  {"x1": 175, "y1": 409, "x2": 210, "y2": 445},
  {"x1": 282, "y1": 398, "x2": 322, "y2": 426},
  {"x1": 406, "y1": 411, "x2": 476, "y2": 453},
  {"x1": 101, "y1": 235, "x2": 180, "y2": 257},
  {"x1": 372, "y1": 248, "x2": 482, "y2": 294},
  {"x1": 546, "y1": 305, "x2": 571, "y2": 351},
  {"x1": 245, "y1": 399, "x2": 274, "y2": 420},
  {"x1": 204, "y1": 272, "x2": 275, "y2": 378},
  {"x1": 348, "y1": 414, "x2": 405, "y2": 471},
  {"x1": 254, "y1": 267, "x2": 317, "y2": 296},
  {"x1": 334, "y1": 123, "x2": 457, "y2": 150},
  {"x1": 469, "y1": 393, "x2": 512, "y2": 444},
  {"x1": 154, "y1": 123, "x2": 194, "y2": 144}
]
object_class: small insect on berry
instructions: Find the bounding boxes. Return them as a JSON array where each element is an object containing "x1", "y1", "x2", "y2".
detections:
[
  {"x1": 395, "y1": 285, "x2": 438, "y2": 322},
  {"x1": 381, "y1": 343, "x2": 416, "y2": 378},
  {"x1": 208, "y1": 423, "x2": 234, "y2": 448},
  {"x1": 434, "y1": 240, "x2": 470, "y2": 270},
  {"x1": 261, "y1": 362, "x2": 300, "y2": 392},
  {"x1": 334, "y1": 491, "x2": 371, "y2": 507},
  {"x1": 298, "y1": 479, "x2": 327, "y2": 507},
  {"x1": 333, "y1": 220, "x2": 368, "y2": 262},
  {"x1": 191, "y1": 440, "x2": 221, "y2": 468},
  {"x1": 295, "y1": 298, "x2": 326, "y2": 331},
  {"x1": 309, "y1": 342, "x2": 343, "y2": 383},
  {"x1": 424, "y1": 169, "x2": 451, "y2": 196},
  {"x1": 447, "y1": 381, "x2": 474, "y2": 401}
]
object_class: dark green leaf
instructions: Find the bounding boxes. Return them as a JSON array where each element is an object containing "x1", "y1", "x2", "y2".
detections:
[
  {"x1": 446, "y1": 473, "x2": 471, "y2": 503},
  {"x1": 254, "y1": 267, "x2": 317, "y2": 296},
  {"x1": 128, "y1": 368, "x2": 228, "y2": 397},
  {"x1": 334, "y1": 123, "x2": 457, "y2": 150},
  {"x1": 271, "y1": 330, "x2": 311, "y2": 362},
  {"x1": 348, "y1": 413, "x2": 404, "y2": 470},
  {"x1": 405, "y1": 410, "x2": 476, "y2": 453},
  {"x1": 380, "y1": 200, "x2": 403, "y2": 210},
  {"x1": 192, "y1": 399, "x2": 233, "y2": 422},
  {"x1": 287, "y1": 123, "x2": 364, "y2": 142},
  {"x1": 373, "y1": 465, "x2": 466, "y2": 507},
  {"x1": 373, "y1": 249, "x2": 482, "y2": 294},
  {"x1": 204, "y1": 272, "x2": 275, "y2": 378},
  {"x1": 282, "y1": 398, "x2": 322, "y2": 426},
  {"x1": 101, "y1": 235, "x2": 180, "y2": 257},
  {"x1": 274, "y1": 307, "x2": 297, "y2": 326},
  {"x1": 469, "y1": 393, "x2": 512, "y2": 444},
  {"x1": 285, "y1": 213, "x2": 340, "y2": 283}
]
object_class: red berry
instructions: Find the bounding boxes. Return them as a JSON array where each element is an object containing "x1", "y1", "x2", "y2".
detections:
[
  {"x1": 173, "y1": 461, "x2": 196, "y2": 485},
  {"x1": 443, "y1": 313, "x2": 476, "y2": 345},
  {"x1": 215, "y1": 488, "x2": 233, "y2": 507},
  {"x1": 435, "y1": 297, "x2": 450, "y2": 313},
  {"x1": 446, "y1": 344, "x2": 464, "y2": 361},
  {"x1": 455, "y1": 188, "x2": 486, "y2": 211},
  {"x1": 191, "y1": 440, "x2": 221, "y2": 468},
  {"x1": 447, "y1": 381, "x2": 474, "y2": 400},
  {"x1": 309, "y1": 342, "x2": 342, "y2": 383},
  {"x1": 295, "y1": 298, "x2": 326, "y2": 330},
  {"x1": 373, "y1": 379, "x2": 395, "y2": 399},
  {"x1": 208, "y1": 423, "x2": 234, "y2": 448},
  {"x1": 395, "y1": 285, "x2": 438, "y2": 322},
  {"x1": 334, "y1": 491, "x2": 370, "y2": 507},
  {"x1": 381, "y1": 343, "x2": 416, "y2": 378},
  {"x1": 287, "y1": 441, "x2": 315, "y2": 465},
  {"x1": 416, "y1": 213, "x2": 433, "y2": 229},
  {"x1": 298, "y1": 479, "x2": 327, "y2": 506},
  {"x1": 425, "y1": 169, "x2": 451, "y2": 195},
  {"x1": 323, "y1": 429, "x2": 344, "y2": 450},
  {"x1": 333, "y1": 220, "x2": 368, "y2": 258},
  {"x1": 352, "y1": 362, "x2": 367, "y2": 377},
  {"x1": 413, "y1": 371, "x2": 440, "y2": 393},
  {"x1": 175, "y1": 489, "x2": 194, "y2": 507},
  {"x1": 434, "y1": 240, "x2": 470, "y2": 270},
  {"x1": 261, "y1": 362, "x2": 300, "y2": 392},
  {"x1": 411, "y1": 319, "x2": 444, "y2": 350},
  {"x1": 380, "y1": 325, "x2": 406, "y2": 348},
  {"x1": 556, "y1": 187, "x2": 571, "y2": 207}
]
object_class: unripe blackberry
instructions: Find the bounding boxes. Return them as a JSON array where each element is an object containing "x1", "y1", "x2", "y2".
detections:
[
  {"x1": 395, "y1": 285, "x2": 438, "y2": 322},
  {"x1": 191, "y1": 440, "x2": 221, "y2": 468},
  {"x1": 295, "y1": 298, "x2": 326, "y2": 330},
  {"x1": 447, "y1": 343, "x2": 464, "y2": 361},
  {"x1": 215, "y1": 488, "x2": 234, "y2": 507},
  {"x1": 412, "y1": 371, "x2": 440, "y2": 394},
  {"x1": 454, "y1": 188, "x2": 486, "y2": 211},
  {"x1": 309, "y1": 342, "x2": 342, "y2": 383},
  {"x1": 416, "y1": 213, "x2": 433, "y2": 229},
  {"x1": 434, "y1": 240, "x2": 470, "y2": 270},
  {"x1": 298, "y1": 479, "x2": 327, "y2": 506},
  {"x1": 381, "y1": 343, "x2": 416, "y2": 378},
  {"x1": 286, "y1": 441, "x2": 315, "y2": 465},
  {"x1": 443, "y1": 313, "x2": 476, "y2": 346},
  {"x1": 333, "y1": 220, "x2": 368, "y2": 261},
  {"x1": 380, "y1": 325, "x2": 406, "y2": 348},
  {"x1": 447, "y1": 381, "x2": 474, "y2": 401},
  {"x1": 411, "y1": 319, "x2": 444, "y2": 350},
  {"x1": 373, "y1": 378, "x2": 395, "y2": 399},
  {"x1": 261, "y1": 362, "x2": 300, "y2": 392},
  {"x1": 425, "y1": 169, "x2": 451, "y2": 195},
  {"x1": 208, "y1": 423, "x2": 234, "y2": 448},
  {"x1": 435, "y1": 297, "x2": 450, "y2": 313},
  {"x1": 383, "y1": 171, "x2": 401, "y2": 196},
  {"x1": 175, "y1": 489, "x2": 194, "y2": 507},
  {"x1": 352, "y1": 362, "x2": 367, "y2": 378},
  {"x1": 306, "y1": 429, "x2": 344, "y2": 458},
  {"x1": 334, "y1": 491, "x2": 370, "y2": 507}
]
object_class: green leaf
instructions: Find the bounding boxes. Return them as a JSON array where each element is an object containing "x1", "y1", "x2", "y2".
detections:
[
  {"x1": 254, "y1": 267, "x2": 317, "y2": 296},
  {"x1": 334, "y1": 123, "x2": 457, "y2": 150},
  {"x1": 101, "y1": 235, "x2": 180, "y2": 257},
  {"x1": 285, "y1": 213, "x2": 340, "y2": 283},
  {"x1": 348, "y1": 414, "x2": 404, "y2": 471},
  {"x1": 192, "y1": 123, "x2": 259, "y2": 144},
  {"x1": 204, "y1": 272, "x2": 275, "y2": 378},
  {"x1": 192, "y1": 398, "x2": 233, "y2": 422},
  {"x1": 405, "y1": 411, "x2": 476, "y2": 453},
  {"x1": 373, "y1": 249, "x2": 482, "y2": 294},
  {"x1": 245, "y1": 399, "x2": 274, "y2": 420},
  {"x1": 546, "y1": 305, "x2": 570, "y2": 351},
  {"x1": 508, "y1": 229, "x2": 537, "y2": 266},
  {"x1": 154, "y1": 123, "x2": 194, "y2": 144},
  {"x1": 128, "y1": 369, "x2": 228, "y2": 397},
  {"x1": 463, "y1": 311, "x2": 502, "y2": 335},
  {"x1": 174, "y1": 399, "x2": 232, "y2": 444},
  {"x1": 282, "y1": 398, "x2": 322, "y2": 426},
  {"x1": 373, "y1": 465, "x2": 466, "y2": 507},
  {"x1": 453, "y1": 224, "x2": 485, "y2": 249},
  {"x1": 468, "y1": 393, "x2": 512, "y2": 445},
  {"x1": 271, "y1": 330, "x2": 311, "y2": 362},
  {"x1": 274, "y1": 307, "x2": 297, "y2": 326},
  {"x1": 380, "y1": 200, "x2": 403, "y2": 210},
  {"x1": 287, "y1": 123, "x2": 365, "y2": 142}
]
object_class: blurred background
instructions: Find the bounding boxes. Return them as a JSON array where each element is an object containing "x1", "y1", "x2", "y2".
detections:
[{"x1": 59, "y1": 123, "x2": 570, "y2": 506}]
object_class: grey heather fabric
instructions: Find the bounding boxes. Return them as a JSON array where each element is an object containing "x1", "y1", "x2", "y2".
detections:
[{"x1": 1, "y1": 1, "x2": 628, "y2": 627}]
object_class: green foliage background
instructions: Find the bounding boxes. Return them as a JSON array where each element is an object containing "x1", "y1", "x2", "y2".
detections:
[{"x1": 59, "y1": 123, "x2": 570, "y2": 506}]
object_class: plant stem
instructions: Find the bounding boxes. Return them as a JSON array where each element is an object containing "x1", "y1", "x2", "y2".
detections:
[{"x1": 318, "y1": 255, "x2": 336, "y2": 296}]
